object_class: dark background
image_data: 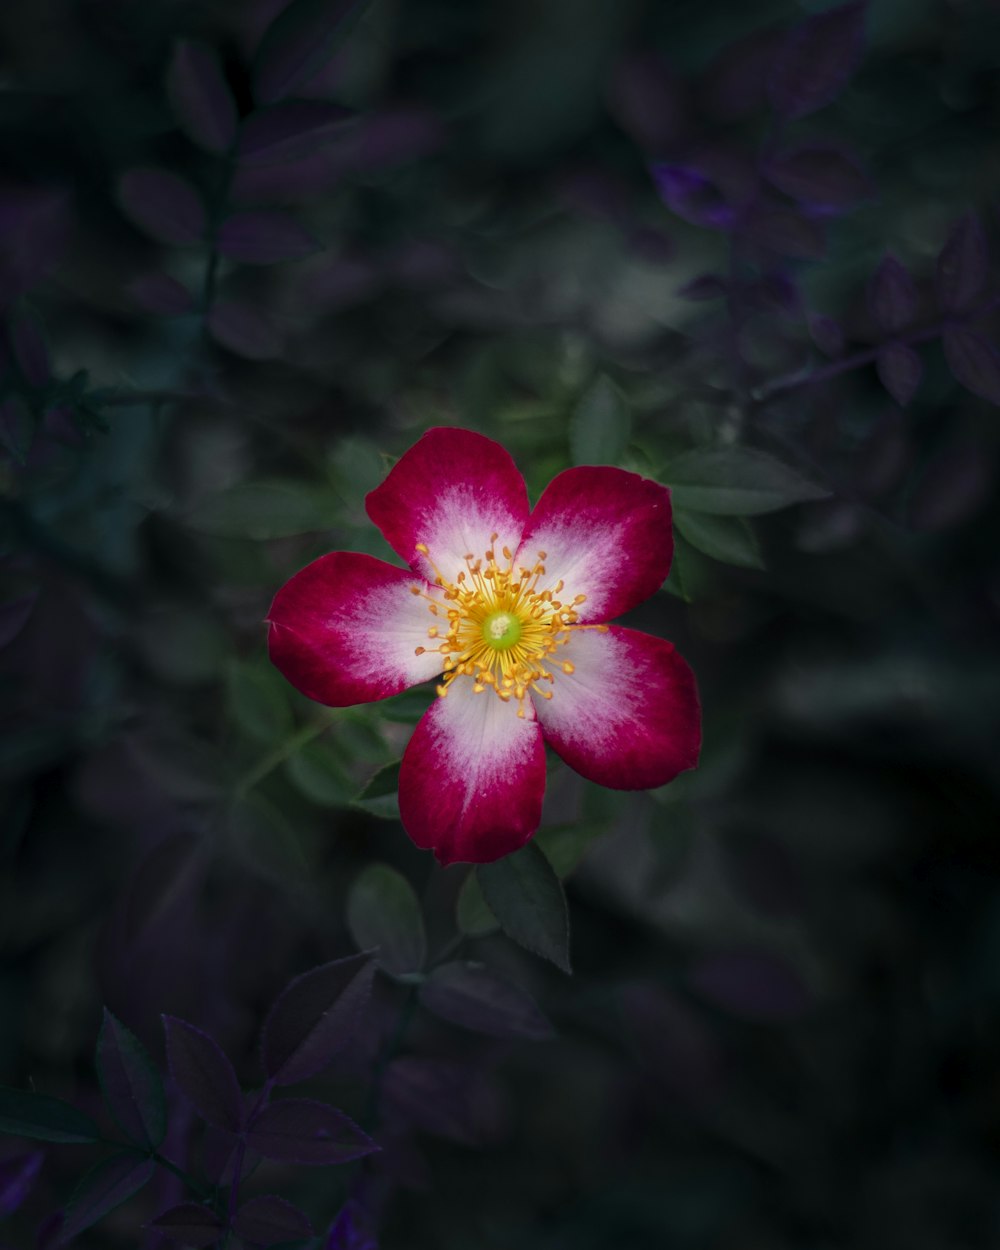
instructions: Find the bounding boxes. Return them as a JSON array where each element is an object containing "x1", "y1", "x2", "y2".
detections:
[{"x1": 3, "y1": 0, "x2": 1000, "y2": 1246}]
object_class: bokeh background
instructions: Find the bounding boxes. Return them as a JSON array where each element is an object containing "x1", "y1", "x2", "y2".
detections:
[{"x1": 3, "y1": 0, "x2": 1000, "y2": 1246}]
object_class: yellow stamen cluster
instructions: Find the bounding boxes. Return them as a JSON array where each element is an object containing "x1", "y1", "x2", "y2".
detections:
[{"x1": 410, "y1": 533, "x2": 594, "y2": 717}]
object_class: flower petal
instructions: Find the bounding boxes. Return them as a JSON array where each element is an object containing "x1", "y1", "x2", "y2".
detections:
[
  {"x1": 534, "y1": 626, "x2": 700, "y2": 789},
  {"x1": 365, "y1": 427, "x2": 529, "y2": 583},
  {"x1": 516, "y1": 467, "x2": 673, "y2": 622},
  {"x1": 398, "y1": 683, "x2": 546, "y2": 865},
  {"x1": 267, "y1": 552, "x2": 443, "y2": 706}
]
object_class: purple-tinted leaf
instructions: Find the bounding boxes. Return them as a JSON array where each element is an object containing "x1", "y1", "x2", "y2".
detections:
[
  {"x1": 942, "y1": 327, "x2": 1000, "y2": 405},
  {"x1": 96, "y1": 1009, "x2": 167, "y2": 1149},
  {"x1": 147, "y1": 1201, "x2": 224, "y2": 1248},
  {"x1": 162, "y1": 1016, "x2": 243, "y2": 1132},
  {"x1": 126, "y1": 832, "x2": 202, "y2": 941},
  {"x1": 875, "y1": 343, "x2": 922, "y2": 407},
  {"x1": 678, "y1": 273, "x2": 727, "y2": 301},
  {"x1": 0, "y1": 186, "x2": 70, "y2": 306},
  {"x1": 383, "y1": 1058, "x2": 502, "y2": 1146},
  {"x1": 0, "y1": 395, "x2": 34, "y2": 465},
  {"x1": 127, "y1": 273, "x2": 195, "y2": 317},
  {"x1": 809, "y1": 313, "x2": 844, "y2": 357},
  {"x1": 238, "y1": 101, "x2": 352, "y2": 165},
  {"x1": 246, "y1": 1098, "x2": 378, "y2": 1165},
  {"x1": 650, "y1": 163, "x2": 736, "y2": 230},
  {"x1": 419, "y1": 962, "x2": 553, "y2": 1041},
  {"x1": 868, "y1": 253, "x2": 917, "y2": 333},
  {"x1": 57, "y1": 1152, "x2": 154, "y2": 1244},
  {"x1": 620, "y1": 985, "x2": 725, "y2": 1108},
  {"x1": 764, "y1": 145, "x2": 871, "y2": 213},
  {"x1": 857, "y1": 408, "x2": 909, "y2": 498},
  {"x1": 607, "y1": 52, "x2": 686, "y2": 153},
  {"x1": 478, "y1": 843, "x2": 571, "y2": 974},
  {"x1": 235, "y1": 1195, "x2": 315, "y2": 1246},
  {"x1": 0, "y1": 1087, "x2": 99, "y2": 1143},
  {"x1": 167, "y1": 40, "x2": 238, "y2": 155},
  {"x1": 745, "y1": 207, "x2": 826, "y2": 260},
  {"x1": 261, "y1": 953, "x2": 375, "y2": 1087},
  {"x1": 936, "y1": 212, "x2": 988, "y2": 312},
  {"x1": 118, "y1": 169, "x2": 206, "y2": 246},
  {"x1": 700, "y1": 27, "x2": 783, "y2": 122},
  {"x1": 200, "y1": 1124, "x2": 240, "y2": 1187},
  {"x1": 908, "y1": 438, "x2": 994, "y2": 531},
  {"x1": 0, "y1": 1151, "x2": 42, "y2": 1217},
  {"x1": 207, "y1": 299, "x2": 282, "y2": 360},
  {"x1": 688, "y1": 951, "x2": 810, "y2": 1021},
  {"x1": 342, "y1": 107, "x2": 444, "y2": 172},
  {"x1": 217, "y1": 211, "x2": 320, "y2": 264},
  {"x1": 769, "y1": 2, "x2": 867, "y2": 121},
  {"x1": 0, "y1": 591, "x2": 37, "y2": 649},
  {"x1": 345, "y1": 864, "x2": 425, "y2": 975},
  {"x1": 9, "y1": 305, "x2": 50, "y2": 387},
  {"x1": 327, "y1": 1200, "x2": 377, "y2": 1250},
  {"x1": 253, "y1": 0, "x2": 372, "y2": 104}
]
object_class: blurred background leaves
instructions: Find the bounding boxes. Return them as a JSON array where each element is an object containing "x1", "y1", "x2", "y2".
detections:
[{"x1": 2, "y1": 0, "x2": 1000, "y2": 1246}]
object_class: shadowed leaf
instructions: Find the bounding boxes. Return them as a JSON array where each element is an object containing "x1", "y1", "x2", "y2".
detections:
[
  {"x1": 328, "y1": 1199, "x2": 377, "y2": 1250},
  {"x1": 162, "y1": 1016, "x2": 243, "y2": 1132},
  {"x1": 0, "y1": 1087, "x2": 99, "y2": 1143},
  {"x1": 570, "y1": 374, "x2": 631, "y2": 466},
  {"x1": 868, "y1": 253, "x2": 917, "y2": 333},
  {"x1": 352, "y1": 760, "x2": 402, "y2": 820},
  {"x1": 148, "y1": 1202, "x2": 223, "y2": 1248},
  {"x1": 57, "y1": 1153, "x2": 154, "y2": 1244},
  {"x1": 688, "y1": 951, "x2": 810, "y2": 1021},
  {"x1": 0, "y1": 1151, "x2": 42, "y2": 1217},
  {"x1": 261, "y1": 953, "x2": 376, "y2": 1086},
  {"x1": 247, "y1": 1098, "x2": 378, "y2": 1165},
  {"x1": 456, "y1": 871, "x2": 499, "y2": 937},
  {"x1": 419, "y1": 962, "x2": 553, "y2": 1040},
  {"x1": 253, "y1": 0, "x2": 372, "y2": 104},
  {"x1": 118, "y1": 169, "x2": 206, "y2": 246},
  {"x1": 0, "y1": 395, "x2": 34, "y2": 465},
  {"x1": 936, "y1": 212, "x2": 988, "y2": 312},
  {"x1": 664, "y1": 447, "x2": 829, "y2": 515},
  {"x1": 764, "y1": 145, "x2": 871, "y2": 212},
  {"x1": 477, "y1": 842, "x2": 571, "y2": 973},
  {"x1": 185, "y1": 479, "x2": 339, "y2": 539},
  {"x1": 235, "y1": 1195, "x2": 315, "y2": 1245},
  {"x1": 217, "y1": 210, "x2": 320, "y2": 264},
  {"x1": 346, "y1": 864, "x2": 426, "y2": 975},
  {"x1": 167, "y1": 40, "x2": 238, "y2": 155},
  {"x1": 207, "y1": 300, "x2": 282, "y2": 360},
  {"x1": 9, "y1": 304, "x2": 49, "y2": 387},
  {"x1": 673, "y1": 510, "x2": 764, "y2": 569},
  {"x1": 238, "y1": 101, "x2": 352, "y2": 165},
  {"x1": 96, "y1": 1009, "x2": 167, "y2": 1149},
  {"x1": 942, "y1": 327, "x2": 1000, "y2": 405},
  {"x1": 876, "y1": 343, "x2": 922, "y2": 407},
  {"x1": 127, "y1": 273, "x2": 195, "y2": 317},
  {"x1": 769, "y1": 2, "x2": 867, "y2": 120}
]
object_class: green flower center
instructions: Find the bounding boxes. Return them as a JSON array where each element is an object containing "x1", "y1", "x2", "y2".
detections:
[{"x1": 481, "y1": 610, "x2": 522, "y2": 650}]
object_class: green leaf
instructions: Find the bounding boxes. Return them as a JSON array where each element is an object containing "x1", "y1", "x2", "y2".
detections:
[
  {"x1": 569, "y1": 374, "x2": 631, "y2": 466},
  {"x1": 0, "y1": 1087, "x2": 100, "y2": 1143},
  {"x1": 673, "y1": 510, "x2": 764, "y2": 570},
  {"x1": 185, "y1": 479, "x2": 339, "y2": 539},
  {"x1": 58, "y1": 1152, "x2": 155, "y2": 1243},
  {"x1": 534, "y1": 823, "x2": 604, "y2": 879},
  {"x1": 664, "y1": 447, "x2": 829, "y2": 515},
  {"x1": 477, "y1": 842, "x2": 571, "y2": 974},
  {"x1": 225, "y1": 658, "x2": 293, "y2": 744},
  {"x1": 346, "y1": 864, "x2": 426, "y2": 976},
  {"x1": 352, "y1": 759, "x2": 401, "y2": 820},
  {"x1": 455, "y1": 871, "x2": 500, "y2": 937},
  {"x1": 0, "y1": 396, "x2": 35, "y2": 466},
  {"x1": 661, "y1": 534, "x2": 712, "y2": 603},
  {"x1": 284, "y1": 739, "x2": 354, "y2": 807}
]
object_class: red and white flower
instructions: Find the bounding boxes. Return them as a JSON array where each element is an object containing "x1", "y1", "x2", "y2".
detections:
[{"x1": 268, "y1": 428, "x2": 701, "y2": 864}]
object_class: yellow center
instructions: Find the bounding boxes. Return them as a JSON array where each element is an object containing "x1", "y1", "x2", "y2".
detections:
[{"x1": 410, "y1": 534, "x2": 600, "y2": 717}]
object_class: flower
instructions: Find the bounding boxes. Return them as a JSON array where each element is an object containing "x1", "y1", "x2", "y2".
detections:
[{"x1": 267, "y1": 427, "x2": 701, "y2": 864}]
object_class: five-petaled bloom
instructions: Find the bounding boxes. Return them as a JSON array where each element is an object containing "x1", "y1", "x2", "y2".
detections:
[{"x1": 267, "y1": 428, "x2": 701, "y2": 864}]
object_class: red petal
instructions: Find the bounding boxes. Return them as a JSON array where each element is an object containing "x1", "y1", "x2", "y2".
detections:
[
  {"x1": 268, "y1": 552, "x2": 443, "y2": 706},
  {"x1": 398, "y1": 683, "x2": 546, "y2": 864},
  {"x1": 534, "y1": 626, "x2": 700, "y2": 789},
  {"x1": 516, "y1": 467, "x2": 673, "y2": 622},
  {"x1": 365, "y1": 428, "x2": 529, "y2": 582}
]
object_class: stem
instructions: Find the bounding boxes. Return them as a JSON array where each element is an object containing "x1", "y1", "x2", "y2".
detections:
[
  {"x1": 753, "y1": 294, "x2": 1000, "y2": 404},
  {"x1": 232, "y1": 715, "x2": 337, "y2": 799},
  {"x1": 221, "y1": 1079, "x2": 274, "y2": 1247},
  {"x1": 151, "y1": 1149, "x2": 213, "y2": 1200}
]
